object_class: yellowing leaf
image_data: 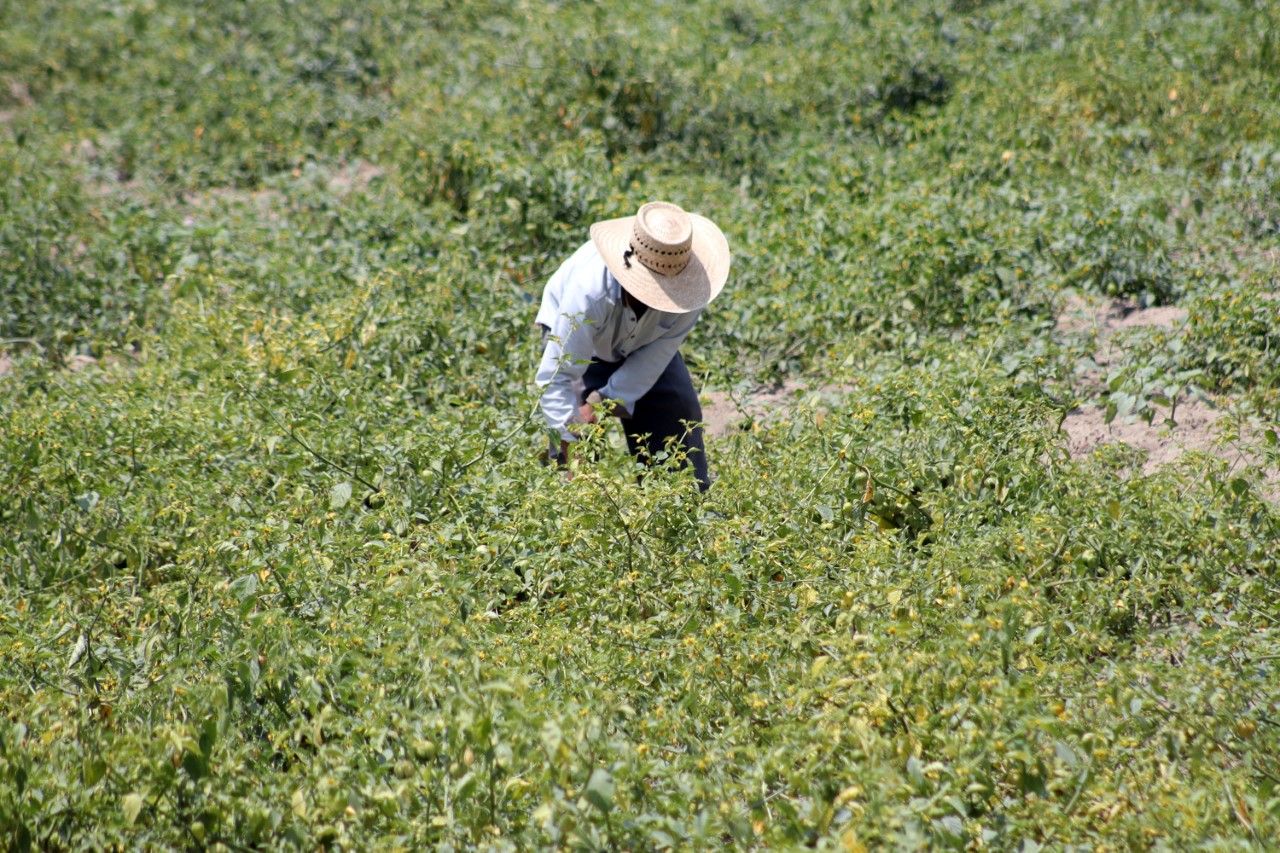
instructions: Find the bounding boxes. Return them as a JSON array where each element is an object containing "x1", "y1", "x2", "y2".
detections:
[
  {"x1": 835, "y1": 784, "x2": 863, "y2": 806},
  {"x1": 123, "y1": 793, "x2": 144, "y2": 825}
]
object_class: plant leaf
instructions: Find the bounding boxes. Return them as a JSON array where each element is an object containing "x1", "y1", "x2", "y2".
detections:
[
  {"x1": 584, "y1": 768, "x2": 614, "y2": 814},
  {"x1": 123, "y1": 793, "x2": 144, "y2": 825}
]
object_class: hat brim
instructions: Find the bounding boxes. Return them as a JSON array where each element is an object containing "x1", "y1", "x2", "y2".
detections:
[{"x1": 590, "y1": 213, "x2": 730, "y2": 313}]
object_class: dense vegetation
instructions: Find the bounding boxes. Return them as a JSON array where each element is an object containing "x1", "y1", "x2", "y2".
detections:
[{"x1": 2, "y1": 0, "x2": 1278, "y2": 849}]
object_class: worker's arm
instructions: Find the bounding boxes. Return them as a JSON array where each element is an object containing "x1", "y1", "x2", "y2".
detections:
[{"x1": 534, "y1": 252, "x2": 609, "y2": 442}]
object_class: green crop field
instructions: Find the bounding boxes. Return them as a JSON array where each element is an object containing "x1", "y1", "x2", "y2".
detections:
[{"x1": 2, "y1": 0, "x2": 1279, "y2": 849}]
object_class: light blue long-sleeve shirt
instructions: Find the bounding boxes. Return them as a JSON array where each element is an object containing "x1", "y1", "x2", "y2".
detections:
[{"x1": 535, "y1": 241, "x2": 701, "y2": 441}]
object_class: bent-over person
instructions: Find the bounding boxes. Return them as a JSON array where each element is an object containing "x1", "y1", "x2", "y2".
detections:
[{"x1": 534, "y1": 201, "x2": 731, "y2": 491}]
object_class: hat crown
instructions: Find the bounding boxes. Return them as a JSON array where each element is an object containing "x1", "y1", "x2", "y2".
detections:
[
  {"x1": 630, "y1": 202, "x2": 693, "y2": 277},
  {"x1": 589, "y1": 199, "x2": 729, "y2": 313}
]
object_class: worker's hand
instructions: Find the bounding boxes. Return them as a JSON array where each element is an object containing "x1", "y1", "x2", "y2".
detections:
[
  {"x1": 577, "y1": 401, "x2": 598, "y2": 425},
  {"x1": 558, "y1": 440, "x2": 581, "y2": 481}
]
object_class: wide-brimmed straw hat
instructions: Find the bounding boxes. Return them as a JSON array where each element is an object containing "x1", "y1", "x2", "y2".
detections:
[{"x1": 589, "y1": 201, "x2": 730, "y2": 313}]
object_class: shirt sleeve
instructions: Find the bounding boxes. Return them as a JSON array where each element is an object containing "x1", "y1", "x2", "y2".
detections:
[
  {"x1": 598, "y1": 310, "x2": 700, "y2": 416},
  {"x1": 535, "y1": 256, "x2": 607, "y2": 442}
]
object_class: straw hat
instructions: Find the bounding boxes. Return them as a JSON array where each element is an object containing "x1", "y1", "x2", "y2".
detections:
[{"x1": 589, "y1": 201, "x2": 730, "y2": 313}]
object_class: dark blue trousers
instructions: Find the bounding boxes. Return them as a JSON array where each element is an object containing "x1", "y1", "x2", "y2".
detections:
[{"x1": 583, "y1": 352, "x2": 710, "y2": 491}]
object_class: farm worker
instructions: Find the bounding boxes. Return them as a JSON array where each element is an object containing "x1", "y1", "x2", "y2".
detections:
[{"x1": 534, "y1": 201, "x2": 731, "y2": 491}]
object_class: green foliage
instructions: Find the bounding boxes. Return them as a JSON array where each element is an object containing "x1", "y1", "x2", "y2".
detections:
[
  {"x1": 2, "y1": 0, "x2": 1279, "y2": 849},
  {"x1": 0, "y1": 152, "x2": 164, "y2": 349},
  {"x1": 1038, "y1": 193, "x2": 1182, "y2": 304},
  {"x1": 1186, "y1": 275, "x2": 1280, "y2": 398}
]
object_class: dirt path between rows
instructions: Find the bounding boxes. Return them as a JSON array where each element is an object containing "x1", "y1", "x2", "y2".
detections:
[
  {"x1": 1053, "y1": 294, "x2": 1274, "y2": 482},
  {"x1": 701, "y1": 382, "x2": 809, "y2": 438}
]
